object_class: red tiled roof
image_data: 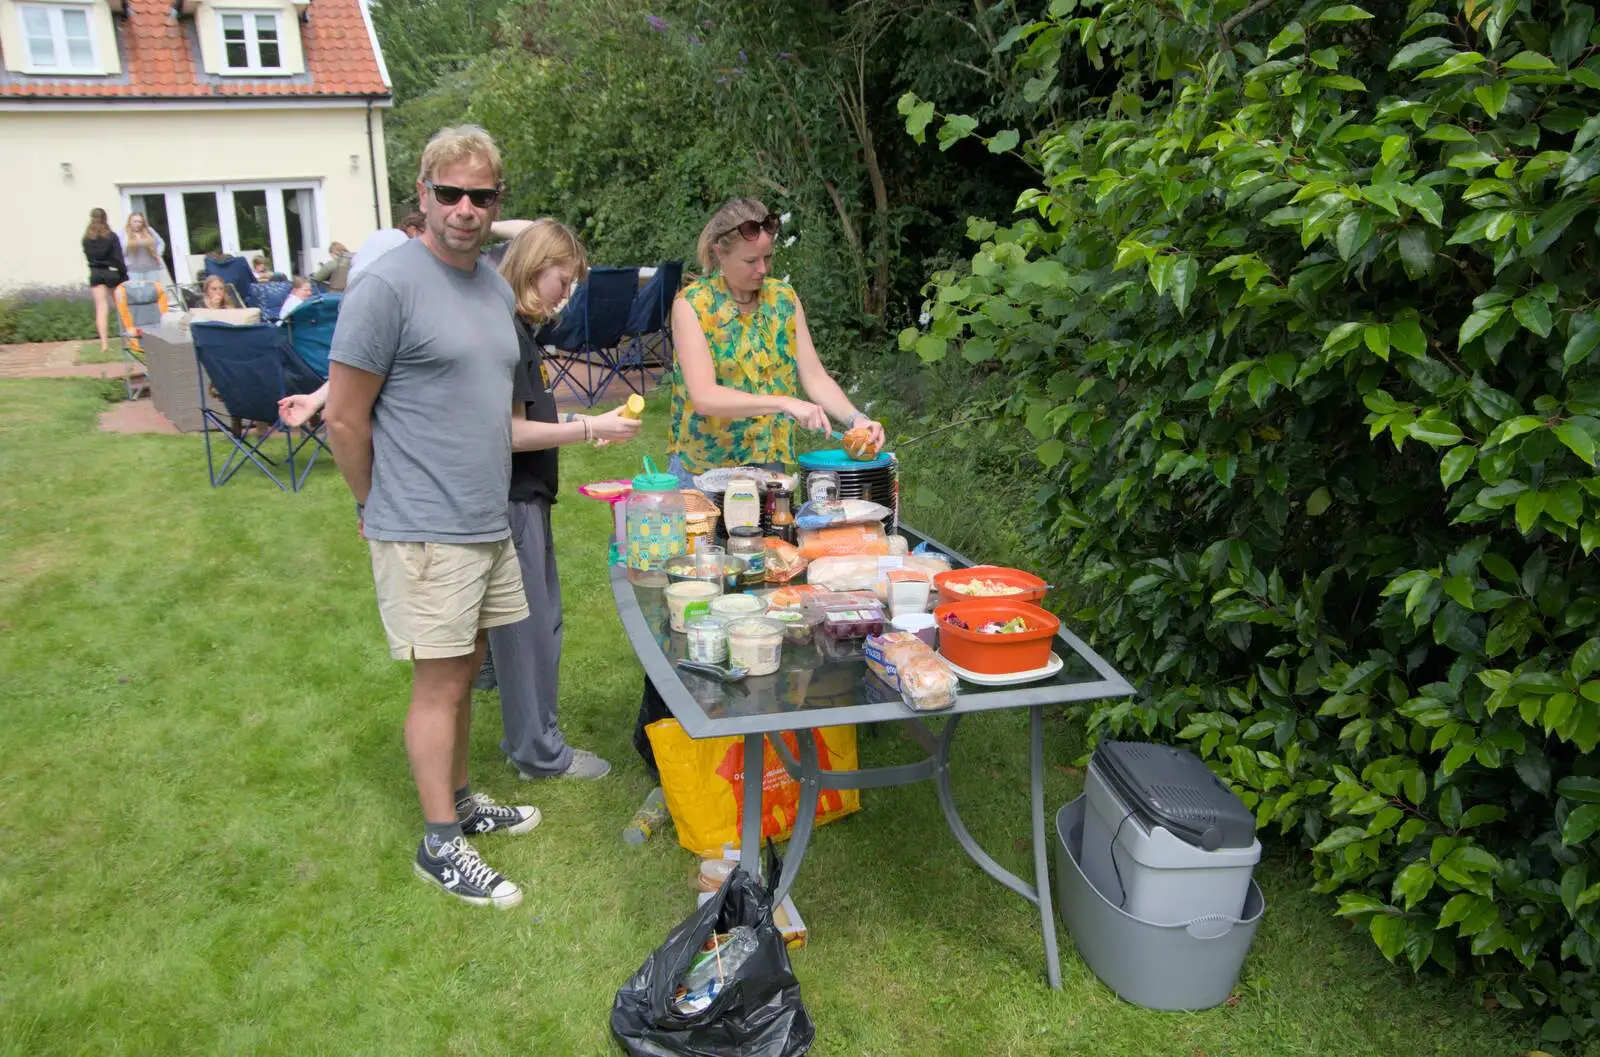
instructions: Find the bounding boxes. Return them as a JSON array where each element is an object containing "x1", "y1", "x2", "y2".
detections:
[{"x1": 0, "y1": 0, "x2": 389, "y2": 99}]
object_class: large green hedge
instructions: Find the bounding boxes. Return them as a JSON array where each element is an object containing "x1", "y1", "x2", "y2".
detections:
[{"x1": 904, "y1": 0, "x2": 1600, "y2": 1044}]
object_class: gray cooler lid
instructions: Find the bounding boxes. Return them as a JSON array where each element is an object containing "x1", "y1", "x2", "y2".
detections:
[{"x1": 1093, "y1": 741, "x2": 1255, "y2": 851}]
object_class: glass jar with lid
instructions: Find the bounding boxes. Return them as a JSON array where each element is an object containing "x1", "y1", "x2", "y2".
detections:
[{"x1": 726, "y1": 527, "x2": 766, "y2": 587}]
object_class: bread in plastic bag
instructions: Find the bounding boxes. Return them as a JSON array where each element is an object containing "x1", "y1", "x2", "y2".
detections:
[
  {"x1": 762, "y1": 538, "x2": 807, "y2": 583},
  {"x1": 797, "y1": 523, "x2": 889, "y2": 560},
  {"x1": 898, "y1": 654, "x2": 959, "y2": 711},
  {"x1": 793, "y1": 498, "x2": 892, "y2": 531}
]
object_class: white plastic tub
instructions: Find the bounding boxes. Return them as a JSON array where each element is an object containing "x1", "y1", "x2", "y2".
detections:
[{"x1": 1057, "y1": 797, "x2": 1265, "y2": 1011}]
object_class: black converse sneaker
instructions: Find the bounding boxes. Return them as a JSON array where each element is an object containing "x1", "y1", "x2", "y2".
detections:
[
  {"x1": 457, "y1": 791, "x2": 542, "y2": 836},
  {"x1": 413, "y1": 836, "x2": 522, "y2": 909}
]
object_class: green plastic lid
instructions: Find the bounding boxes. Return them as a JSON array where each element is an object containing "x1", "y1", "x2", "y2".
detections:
[{"x1": 632, "y1": 456, "x2": 680, "y2": 492}]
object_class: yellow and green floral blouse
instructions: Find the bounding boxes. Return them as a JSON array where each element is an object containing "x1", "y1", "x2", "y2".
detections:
[{"x1": 669, "y1": 275, "x2": 801, "y2": 472}]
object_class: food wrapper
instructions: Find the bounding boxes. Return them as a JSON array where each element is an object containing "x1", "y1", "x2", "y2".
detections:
[
  {"x1": 864, "y1": 632, "x2": 958, "y2": 711},
  {"x1": 763, "y1": 537, "x2": 808, "y2": 583},
  {"x1": 798, "y1": 523, "x2": 890, "y2": 560},
  {"x1": 794, "y1": 498, "x2": 892, "y2": 530}
]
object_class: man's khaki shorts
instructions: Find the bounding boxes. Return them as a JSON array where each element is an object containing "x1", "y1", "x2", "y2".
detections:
[{"x1": 368, "y1": 538, "x2": 529, "y2": 660}]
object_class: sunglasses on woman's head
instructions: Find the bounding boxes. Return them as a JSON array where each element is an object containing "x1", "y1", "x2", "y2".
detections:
[
  {"x1": 723, "y1": 214, "x2": 780, "y2": 241},
  {"x1": 423, "y1": 179, "x2": 503, "y2": 209}
]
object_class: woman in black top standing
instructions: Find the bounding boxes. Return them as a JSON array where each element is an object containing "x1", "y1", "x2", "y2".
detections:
[
  {"x1": 82, "y1": 208, "x2": 126, "y2": 356},
  {"x1": 489, "y1": 219, "x2": 642, "y2": 783}
]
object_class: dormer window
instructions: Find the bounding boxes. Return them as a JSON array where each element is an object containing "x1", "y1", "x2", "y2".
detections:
[
  {"x1": 19, "y1": 3, "x2": 98, "y2": 72},
  {"x1": 219, "y1": 9, "x2": 282, "y2": 73}
]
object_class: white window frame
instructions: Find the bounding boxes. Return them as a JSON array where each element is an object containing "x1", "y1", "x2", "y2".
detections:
[
  {"x1": 217, "y1": 9, "x2": 285, "y2": 75},
  {"x1": 120, "y1": 181, "x2": 326, "y2": 284},
  {"x1": 17, "y1": 3, "x2": 99, "y2": 74}
]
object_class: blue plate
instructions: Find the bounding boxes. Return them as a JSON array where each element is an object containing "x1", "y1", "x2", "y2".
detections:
[{"x1": 797, "y1": 448, "x2": 894, "y2": 471}]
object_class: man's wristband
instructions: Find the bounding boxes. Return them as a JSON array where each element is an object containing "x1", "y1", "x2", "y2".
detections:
[{"x1": 355, "y1": 501, "x2": 364, "y2": 517}]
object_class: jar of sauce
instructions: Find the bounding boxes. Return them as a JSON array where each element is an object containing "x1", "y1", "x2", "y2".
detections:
[{"x1": 727, "y1": 527, "x2": 766, "y2": 587}]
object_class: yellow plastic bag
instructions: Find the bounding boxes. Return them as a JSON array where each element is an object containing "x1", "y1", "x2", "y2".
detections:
[{"x1": 646, "y1": 719, "x2": 861, "y2": 857}]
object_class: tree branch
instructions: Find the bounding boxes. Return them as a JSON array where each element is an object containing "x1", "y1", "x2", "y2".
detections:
[{"x1": 1218, "y1": 0, "x2": 1274, "y2": 50}]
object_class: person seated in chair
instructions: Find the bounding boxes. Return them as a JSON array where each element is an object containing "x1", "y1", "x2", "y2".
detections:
[
  {"x1": 200, "y1": 275, "x2": 232, "y2": 310},
  {"x1": 279, "y1": 276, "x2": 314, "y2": 321},
  {"x1": 251, "y1": 256, "x2": 276, "y2": 282}
]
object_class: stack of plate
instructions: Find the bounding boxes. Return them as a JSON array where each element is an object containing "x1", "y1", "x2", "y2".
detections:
[{"x1": 797, "y1": 449, "x2": 899, "y2": 533}]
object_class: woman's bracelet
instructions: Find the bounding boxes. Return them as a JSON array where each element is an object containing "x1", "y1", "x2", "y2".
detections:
[
  {"x1": 846, "y1": 411, "x2": 868, "y2": 428},
  {"x1": 581, "y1": 417, "x2": 593, "y2": 442}
]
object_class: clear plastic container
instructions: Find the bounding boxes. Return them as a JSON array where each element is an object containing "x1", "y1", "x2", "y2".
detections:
[
  {"x1": 726, "y1": 617, "x2": 784, "y2": 676},
  {"x1": 665, "y1": 580, "x2": 720, "y2": 632},
  {"x1": 626, "y1": 457, "x2": 686, "y2": 586},
  {"x1": 710, "y1": 593, "x2": 765, "y2": 621},
  {"x1": 686, "y1": 615, "x2": 731, "y2": 664},
  {"x1": 766, "y1": 608, "x2": 817, "y2": 646},
  {"x1": 820, "y1": 603, "x2": 886, "y2": 640}
]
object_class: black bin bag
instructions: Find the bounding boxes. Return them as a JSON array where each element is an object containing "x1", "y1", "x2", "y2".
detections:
[{"x1": 611, "y1": 851, "x2": 814, "y2": 1057}]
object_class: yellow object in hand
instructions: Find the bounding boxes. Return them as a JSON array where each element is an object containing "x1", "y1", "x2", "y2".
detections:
[{"x1": 620, "y1": 394, "x2": 646, "y2": 420}]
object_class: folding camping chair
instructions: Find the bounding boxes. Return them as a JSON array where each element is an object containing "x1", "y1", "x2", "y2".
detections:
[
  {"x1": 190, "y1": 321, "x2": 328, "y2": 492},
  {"x1": 281, "y1": 293, "x2": 341, "y2": 380},
  {"x1": 618, "y1": 260, "x2": 683, "y2": 392},
  {"x1": 114, "y1": 280, "x2": 168, "y2": 399},
  {"x1": 199, "y1": 254, "x2": 257, "y2": 307},
  {"x1": 246, "y1": 277, "x2": 294, "y2": 322},
  {"x1": 542, "y1": 266, "x2": 640, "y2": 407}
]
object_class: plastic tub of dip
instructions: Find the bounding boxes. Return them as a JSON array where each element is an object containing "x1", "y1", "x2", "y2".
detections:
[
  {"x1": 665, "y1": 580, "x2": 720, "y2": 633},
  {"x1": 685, "y1": 615, "x2": 731, "y2": 665},
  {"x1": 766, "y1": 608, "x2": 818, "y2": 646},
  {"x1": 726, "y1": 617, "x2": 784, "y2": 676},
  {"x1": 710, "y1": 593, "x2": 765, "y2": 621}
]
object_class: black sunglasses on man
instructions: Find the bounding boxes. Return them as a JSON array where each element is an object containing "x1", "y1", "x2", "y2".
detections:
[{"x1": 423, "y1": 179, "x2": 504, "y2": 209}]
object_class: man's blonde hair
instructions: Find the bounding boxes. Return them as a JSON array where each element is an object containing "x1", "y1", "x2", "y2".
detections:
[
  {"x1": 498, "y1": 219, "x2": 589, "y2": 323},
  {"x1": 418, "y1": 124, "x2": 504, "y2": 186}
]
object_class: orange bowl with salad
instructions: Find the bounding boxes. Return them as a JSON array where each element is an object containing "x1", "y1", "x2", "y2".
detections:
[
  {"x1": 933, "y1": 566, "x2": 1049, "y2": 608},
  {"x1": 933, "y1": 599, "x2": 1059, "y2": 675}
]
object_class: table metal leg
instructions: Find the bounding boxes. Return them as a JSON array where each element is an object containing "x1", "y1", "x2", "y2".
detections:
[
  {"x1": 772, "y1": 732, "x2": 819, "y2": 907},
  {"x1": 1031, "y1": 706, "x2": 1062, "y2": 989},
  {"x1": 933, "y1": 714, "x2": 1036, "y2": 902},
  {"x1": 740, "y1": 733, "x2": 765, "y2": 882},
  {"x1": 933, "y1": 710, "x2": 1063, "y2": 989}
]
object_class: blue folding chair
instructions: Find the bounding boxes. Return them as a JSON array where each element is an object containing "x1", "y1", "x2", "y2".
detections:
[
  {"x1": 200, "y1": 254, "x2": 256, "y2": 308},
  {"x1": 542, "y1": 266, "x2": 640, "y2": 406},
  {"x1": 246, "y1": 277, "x2": 293, "y2": 322},
  {"x1": 618, "y1": 260, "x2": 683, "y2": 392},
  {"x1": 282, "y1": 293, "x2": 341, "y2": 380},
  {"x1": 191, "y1": 321, "x2": 327, "y2": 492}
]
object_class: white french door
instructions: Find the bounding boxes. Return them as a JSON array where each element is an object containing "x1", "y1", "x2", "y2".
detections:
[{"x1": 121, "y1": 181, "x2": 326, "y2": 284}]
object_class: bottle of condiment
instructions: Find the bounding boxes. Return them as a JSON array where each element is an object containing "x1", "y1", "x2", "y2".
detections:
[
  {"x1": 768, "y1": 484, "x2": 796, "y2": 545},
  {"x1": 723, "y1": 476, "x2": 762, "y2": 534}
]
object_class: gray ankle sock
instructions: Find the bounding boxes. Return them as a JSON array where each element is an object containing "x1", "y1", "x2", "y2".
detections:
[
  {"x1": 424, "y1": 821, "x2": 464, "y2": 853},
  {"x1": 454, "y1": 784, "x2": 473, "y2": 815}
]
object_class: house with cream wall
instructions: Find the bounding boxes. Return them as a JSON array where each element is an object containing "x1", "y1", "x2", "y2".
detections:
[{"x1": 0, "y1": 0, "x2": 392, "y2": 291}]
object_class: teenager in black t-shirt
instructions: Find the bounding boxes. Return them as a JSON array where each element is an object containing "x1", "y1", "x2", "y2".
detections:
[{"x1": 490, "y1": 220, "x2": 642, "y2": 781}]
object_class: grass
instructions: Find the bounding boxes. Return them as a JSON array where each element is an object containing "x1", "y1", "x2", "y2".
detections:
[
  {"x1": 0, "y1": 378, "x2": 1544, "y2": 1056},
  {"x1": 74, "y1": 339, "x2": 119, "y2": 364}
]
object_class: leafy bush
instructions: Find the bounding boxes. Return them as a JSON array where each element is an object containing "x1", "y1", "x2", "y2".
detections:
[
  {"x1": 0, "y1": 290, "x2": 97, "y2": 343},
  {"x1": 903, "y1": 0, "x2": 1600, "y2": 1044}
]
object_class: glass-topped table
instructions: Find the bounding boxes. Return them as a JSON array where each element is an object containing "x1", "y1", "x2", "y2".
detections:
[{"x1": 609, "y1": 525, "x2": 1134, "y2": 988}]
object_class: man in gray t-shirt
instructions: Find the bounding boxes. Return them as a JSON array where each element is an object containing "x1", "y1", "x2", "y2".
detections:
[{"x1": 325, "y1": 124, "x2": 540, "y2": 910}]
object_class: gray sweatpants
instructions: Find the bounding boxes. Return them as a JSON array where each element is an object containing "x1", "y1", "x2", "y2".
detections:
[{"x1": 488, "y1": 498, "x2": 573, "y2": 776}]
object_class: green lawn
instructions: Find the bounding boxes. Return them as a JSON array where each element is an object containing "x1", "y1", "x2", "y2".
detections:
[{"x1": 0, "y1": 378, "x2": 1537, "y2": 1056}]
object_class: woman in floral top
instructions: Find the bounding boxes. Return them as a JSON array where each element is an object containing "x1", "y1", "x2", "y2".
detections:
[
  {"x1": 623, "y1": 198, "x2": 888, "y2": 845},
  {"x1": 666, "y1": 197, "x2": 885, "y2": 478}
]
